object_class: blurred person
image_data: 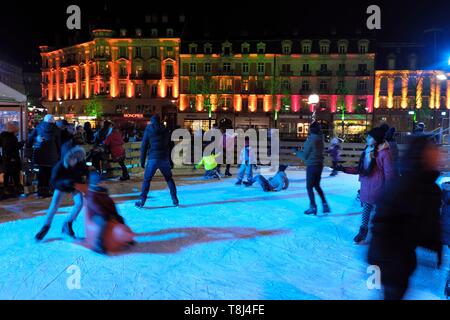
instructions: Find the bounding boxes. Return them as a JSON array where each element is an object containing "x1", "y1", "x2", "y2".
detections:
[
  {"x1": 368, "y1": 134, "x2": 443, "y2": 300},
  {"x1": 35, "y1": 146, "x2": 89, "y2": 241},
  {"x1": 244, "y1": 165, "x2": 289, "y2": 192},
  {"x1": 27, "y1": 115, "x2": 61, "y2": 198},
  {"x1": 0, "y1": 122, "x2": 25, "y2": 196},
  {"x1": 104, "y1": 124, "x2": 130, "y2": 181}
]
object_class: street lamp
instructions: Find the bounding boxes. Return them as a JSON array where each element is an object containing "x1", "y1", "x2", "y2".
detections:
[{"x1": 308, "y1": 94, "x2": 319, "y2": 122}]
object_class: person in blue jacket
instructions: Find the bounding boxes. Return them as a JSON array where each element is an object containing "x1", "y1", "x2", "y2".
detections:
[{"x1": 244, "y1": 165, "x2": 289, "y2": 192}]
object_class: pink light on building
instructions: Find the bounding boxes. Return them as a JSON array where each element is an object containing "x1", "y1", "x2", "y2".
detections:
[
  {"x1": 366, "y1": 95, "x2": 374, "y2": 113},
  {"x1": 345, "y1": 95, "x2": 354, "y2": 113},
  {"x1": 291, "y1": 95, "x2": 300, "y2": 112},
  {"x1": 330, "y1": 95, "x2": 338, "y2": 113},
  {"x1": 276, "y1": 95, "x2": 282, "y2": 111}
]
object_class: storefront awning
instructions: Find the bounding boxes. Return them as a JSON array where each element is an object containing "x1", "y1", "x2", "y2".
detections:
[{"x1": 0, "y1": 81, "x2": 27, "y2": 105}]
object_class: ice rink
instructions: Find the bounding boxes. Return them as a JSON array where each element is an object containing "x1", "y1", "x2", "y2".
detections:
[{"x1": 0, "y1": 168, "x2": 448, "y2": 300}]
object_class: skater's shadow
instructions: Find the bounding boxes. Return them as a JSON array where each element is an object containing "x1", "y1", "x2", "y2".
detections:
[{"x1": 117, "y1": 227, "x2": 289, "y2": 255}]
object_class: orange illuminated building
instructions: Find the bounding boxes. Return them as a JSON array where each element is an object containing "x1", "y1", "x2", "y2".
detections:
[{"x1": 40, "y1": 26, "x2": 181, "y2": 128}]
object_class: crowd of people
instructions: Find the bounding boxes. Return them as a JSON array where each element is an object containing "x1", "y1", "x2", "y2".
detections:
[{"x1": 0, "y1": 115, "x2": 449, "y2": 299}]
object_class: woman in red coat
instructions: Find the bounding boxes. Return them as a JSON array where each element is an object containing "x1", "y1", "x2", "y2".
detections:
[
  {"x1": 341, "y1": 127, "x2": 396, "y2": 244},
  {"x1": 104, "y1": 125, "x2": 130, "y2": 181}
]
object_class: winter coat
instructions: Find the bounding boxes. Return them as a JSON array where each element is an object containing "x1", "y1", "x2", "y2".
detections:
[
  {"x1": 387, "y1": 140, "x2": 399, "y2": 172},
  {"x1": 196, "y1": 154, "x2": 220, "y2": 171},
  {"x1": 327, "y1": 144, "x2": 341, "y2": 162},
  {"x1": 442, "y1": 182, "x2": 450, "y2": 246},
  {"x1": 368, "y1": 171, "x2": 443, "y2": 272},
  {"x1": 60, "y1": 128, "x2": 73, "y2": 146},
  {"x1": 83, "y1": 129, "x2": 94, "y2": 144},
  {"x1": 94, "y1": 128, "x2": 110, "y2": 146},
  {"x1": 140, "y1": 121, "x2": 171, "y2": 165},
  {"x1": 50, "y1": 160, "x2": 89, "y2": 193},
  {"x1": 0, "y1": 131, "x2": 24, "y2": 170},
  {"x1": 358, "y1": 142, "x2": 395, "y2": 205},
  {"x1": 239, "y1": 146, "x2": 256, "y2": 165},
  {"x1": 296, "y1": 133, "x2": 324, "y2": 166},
  {"x1": 85, "y1": 186, "x2": 125, "y2": 223},
  {"x1": 104, "y1": 131, "x2": 126, "y2": 161},
  {"x1": 268, "y1": 171, "x2": 289, "y2": 191},
  {"x1": 28, "y1": 121, "x2": 61, "y2": 167}
]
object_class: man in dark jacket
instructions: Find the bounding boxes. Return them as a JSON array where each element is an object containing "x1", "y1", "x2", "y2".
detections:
[
  {"x1": 295, "y1": 121, "x2": 330, "y2": 215},
  {"x1": 368, "y1": 134, "x2": 443, "y2": 300},
  {"x1": 135, "y1": 115, "x2": 178, "y2": 208},
  {"x1": 27, "y1": 115, "x2": 61, "y2": 198},
  {"x1": 0, "y1": 122, "x2": 24, "y2": 196}
]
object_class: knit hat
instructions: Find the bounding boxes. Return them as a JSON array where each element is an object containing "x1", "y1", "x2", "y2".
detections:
[
  {"x1": 379, "y1": 123, "x2": 390, "y2": 135},
  {"x1": 367, "y1": 127, "x2": 385, "y2": 144}
]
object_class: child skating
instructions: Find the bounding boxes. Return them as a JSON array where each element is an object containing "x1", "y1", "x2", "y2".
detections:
[
  {"x1": 235, "y1": 137, "x2": 256, "y2": 186},
  {"x1": 194, "y1": 153, "x2": 222, "y2": 180}
]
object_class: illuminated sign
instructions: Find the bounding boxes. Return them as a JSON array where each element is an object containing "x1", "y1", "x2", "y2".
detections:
[{"x1": 124, "y1": 113, "x2": 144, "y2": 119}]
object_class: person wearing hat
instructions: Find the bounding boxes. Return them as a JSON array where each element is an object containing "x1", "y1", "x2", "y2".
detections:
[
  {"x1": 243, "y1": 165, "x2": 289, "y2": 192},
  {"x1": 295, "y1": 121, "x2": 330, "y2": 215},
  {"x1": 340, "y1": 127, "x2": 396, "y2": 243},
  {"x1": 136, "y1": 114, "x2": 179, "y2": 208}
]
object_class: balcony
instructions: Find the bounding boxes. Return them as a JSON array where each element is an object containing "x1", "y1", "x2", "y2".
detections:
[
  {"x1": 356, "y1": 89, "x2": 369, "y2": 95},
  {"x1": 355, "y1": 70, "x2": 371, "y2": 76},
  {"x1": 255, "y1": 88, "x2": 268, "y2": 94},
  {"x1": 280, "y1": 70, "x2": 294, "y2": 76},
  {"x1": 130, "y1": 72, "x2": 161, "y2": 80},
  {"x1": 94, "y1": 54, "x2": 111, "y2": 61},
  {"x1": 165, "y1": 73, "x2": 175, "y2": 79},
  {"x1": 316, "y1": 70, "x2": 332, "y2": 77},
  {"x1": 119, "y1": 73, "x2": 128, "y2": 79},
  {"x1": 301, "y1": 71, "x2": 312, "y2": 76},
  {"x1": 300, "y1": 88, "x2": 312, "y2": 95},
  {"x1": 217, "y1": 69, "x2": 235, "y2": 76},
  {"x1": 319, "y1": 88, "x2": 330, "y2": 94},
  {"x1": 336, "y1": 70, "x2": 348, "y2": 77}
]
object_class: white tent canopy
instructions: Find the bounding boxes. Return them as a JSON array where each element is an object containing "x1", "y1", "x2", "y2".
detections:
[{"x1": 0, "y1": 81, "x2": 26, "y2": 104}]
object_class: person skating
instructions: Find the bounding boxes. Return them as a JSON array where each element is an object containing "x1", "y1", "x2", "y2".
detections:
[
  {"x1": 295, "y1": 121, "x2": 330, "y2": 215},
  {"x1": 0, "y1": 122, "x2": 25, "y2": 197},
  {"x1": 194, "y1": 153, "x2": 221, "y2": 180},
  {"x1": 368, "y1": 134, "x2": 443, "y2": 300},
  {"x1": 104, "y1": 124, "x2": 130, "y2": 181},
  {"x1": 84, "y1": 172, "x2": 133, "y2": 254},
  {"x1": 135, "y1": 115, "x2": 179, "y2": 208},
  {"x1": 385, "y1": 127, "x2": 400, "y2": 175},
  {"x1": 235, "y1": 137, "x2": 255, "y2": 185},
  {"x1": 327, "y1": 138, "x2": 341, "y2": 177},
  {"x1": 217, "y1": 128, "x2": 234, "y2": 177},
  {"x1": 27, "y1": 115, "x2": 61, "y2": 198},
  {"x1": 340, "y1": 127, "x2": 395, "y2": 244},
  {"x1": 35, "y1": 146, "x2": 89, "y2": 241},
  {"x1": 244, "y1": 165, "x2": 289, "y2": 192}
]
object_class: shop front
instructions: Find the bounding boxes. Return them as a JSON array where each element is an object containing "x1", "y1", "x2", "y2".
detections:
[
  {"x1": 277, "y1": 114, "x2": 312, "y2": 140},
  {"x1": 234, "y1": 113, "x2": 270, "y2": 130},
  {"x1": 333, "y1": 114, "x2": 372, "y2": 141},
  {"x1": 0, "y1": 82, "x2": 27, "y2": 140},
  {"x1": 177, "y1": 113, "x2": 218, "y2": 132}
]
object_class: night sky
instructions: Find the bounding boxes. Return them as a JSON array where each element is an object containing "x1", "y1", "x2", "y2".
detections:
[{"x1": 1, "y1": 0, "x2": 450, "y2": 69}]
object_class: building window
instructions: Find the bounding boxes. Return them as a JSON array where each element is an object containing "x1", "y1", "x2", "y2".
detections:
[
  {"x1": 338, "y1": 40, "x2": 348, "y2": 54},
  {"x1": 257, "y1": 63, "x2": 265, "y2": 74},
  {"x1": 358, "y1": 40, "x2": 369, "y2": 54},
  {"x1": 320, "y1": 64, "x2": 328, "y2": 72},
  {"x1": 204, "y1": 43, "x2": 212, "y2": 54},
  {"x1": 242, "y1": 79, "x2": 249, "y2": 91},
  {"x1": 338, "y1": 80, "x2": 345, "y2": 90},
  {"x1": 219, "y1": 78, "x2": 233, "y2": 91},
  {"x1": 319, "y1": 40, "x2": 330, "y2": 54},
  {"x1": 135, "y1": 47, "x2": 142, "y2": 57},
  {"x1": 358, "y1": 64, "x2": 368, "y2": 72},
  {"x1": 301, "y1": 40, "x2": 312, "y2": 54},
  {"x1": 281, "y1": 80, "x2": 290, "y2": 91},
  {"x1": 241, "y1": 43, "x2": 250, "y2": 54},
  {"x1": 242, "y1": 63, "x2": 249, "y2": 73},
  {"x1": 223, "y1": 63, "x2": 231, "y2": 71},
  {"x1": 166, "y1": 29, "x2": 174, "y2": 37},
  {"x1": 167, "y1": 86, "x2": 173, "y2": 97},
  {"x1": 151, "y1": 28, "x2": 158, "y2": 37},
  {"x1": 387, "y1": 54, "x2": 396, "y2": 70},
  {"x1": 189, "y1": 63, "x2": 197, "y2": 74},
  {"x1": 151, "y1": 85, "x2": 158, "y2": 97},
  {"x1": 302, "y1": 80, "x2": 310, "y2": 91},
  {"x1": 338, "y1": 64, "x2": 346, "y2": 72},
  {"x1": 165, "y1": 64, "x2": 174, "y2": 77},
  {"x1": 189, "y1": 44, "x2": 198, "y2": 54},
  {"x1": 281, "y1": 64, "x2": 291, "y2": 73},
  {"x1": 150, "y1": 47, "x2": 158, "y2": 58},
  {"x1": 205, "y1": 63, "x2": 211, "y2": 73},
  {"x1": 357, "y1": 80, "x2": 367, "y2": 91},
  {"x1": 120, "y1": 85, "x2": 126, "y2": 97},
  {"x1": 119, "y1": 65, "x2": 127, "y2": 77},
  {"x1": 282, "y1": 41, "x2": 292, "y2": 55},
  {"x1": 302, "y1": 64, "x2": 310, "y2": 72},
  {"x1": 257, "y1": 42, "x2": 266, "y2": 54},
  {"x1": 119, "y1": 46, "x2": 127, "y2": 58},
  {"x1": 319, "y1": 80, "x2": 328, "y2": 91}
]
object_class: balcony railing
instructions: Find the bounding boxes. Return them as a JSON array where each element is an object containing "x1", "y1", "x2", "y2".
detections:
[
  {"x1": 280, "y1": 70, "x2": 294, "y2": 76},
  {"x1": 94, "y1": 54, "x2": 111, "y2": 60},
  {"x1": 165, "y1": 73, "x2": 174, "y2": 79},
  {"x1": 355, "y1": 70, "x2": 371, "y2": 76},
  {"x1": 130, "y1": 72, "x2": 161, "y2": 80},
  {"x1": 316, "y1": 70, "x2": 332, "y2": 77},
  {"x1": 301, "y1": 71, "x2": 312, "y2": 76},
  {"x1": 336, "y1": 70, "x2": 348, "y2": 77}
]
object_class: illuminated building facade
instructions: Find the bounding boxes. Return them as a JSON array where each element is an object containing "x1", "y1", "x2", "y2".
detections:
[
  {"x1": 40, "y1": 28, "x2": 180, "y2": 128},
  {"x1": 179, "y1": 38, "x2": 375, "y2": 137},
  {"x1": 374, "y1": 42, "x2": 450, "y2": 132}
]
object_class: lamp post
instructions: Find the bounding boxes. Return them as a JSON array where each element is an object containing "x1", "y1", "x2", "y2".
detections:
[{"x1": 308, "y1": 94, "x2": 319, "y2": 122}]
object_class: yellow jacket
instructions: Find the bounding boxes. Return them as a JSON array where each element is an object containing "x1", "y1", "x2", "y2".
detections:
[{"x1": 196, "y1": 154, "x2": 220, "y2": 171}]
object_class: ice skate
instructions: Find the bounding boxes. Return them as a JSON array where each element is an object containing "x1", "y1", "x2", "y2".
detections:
[
  {"x1": 62, "y1": 221, "x2": 76, "y2": 239},
  {"x1": 353, "y1": 227, "x2": 368, "y2": 244},
  {"x1": 322, "y1": 203, "x2": 331, "y2": 214},
  {"x1": 304, "y1": 206, "x2": 317, "y2": 216},
  {"x1": 35, "y1": 225, "x2": 50, "y2": 241}
]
